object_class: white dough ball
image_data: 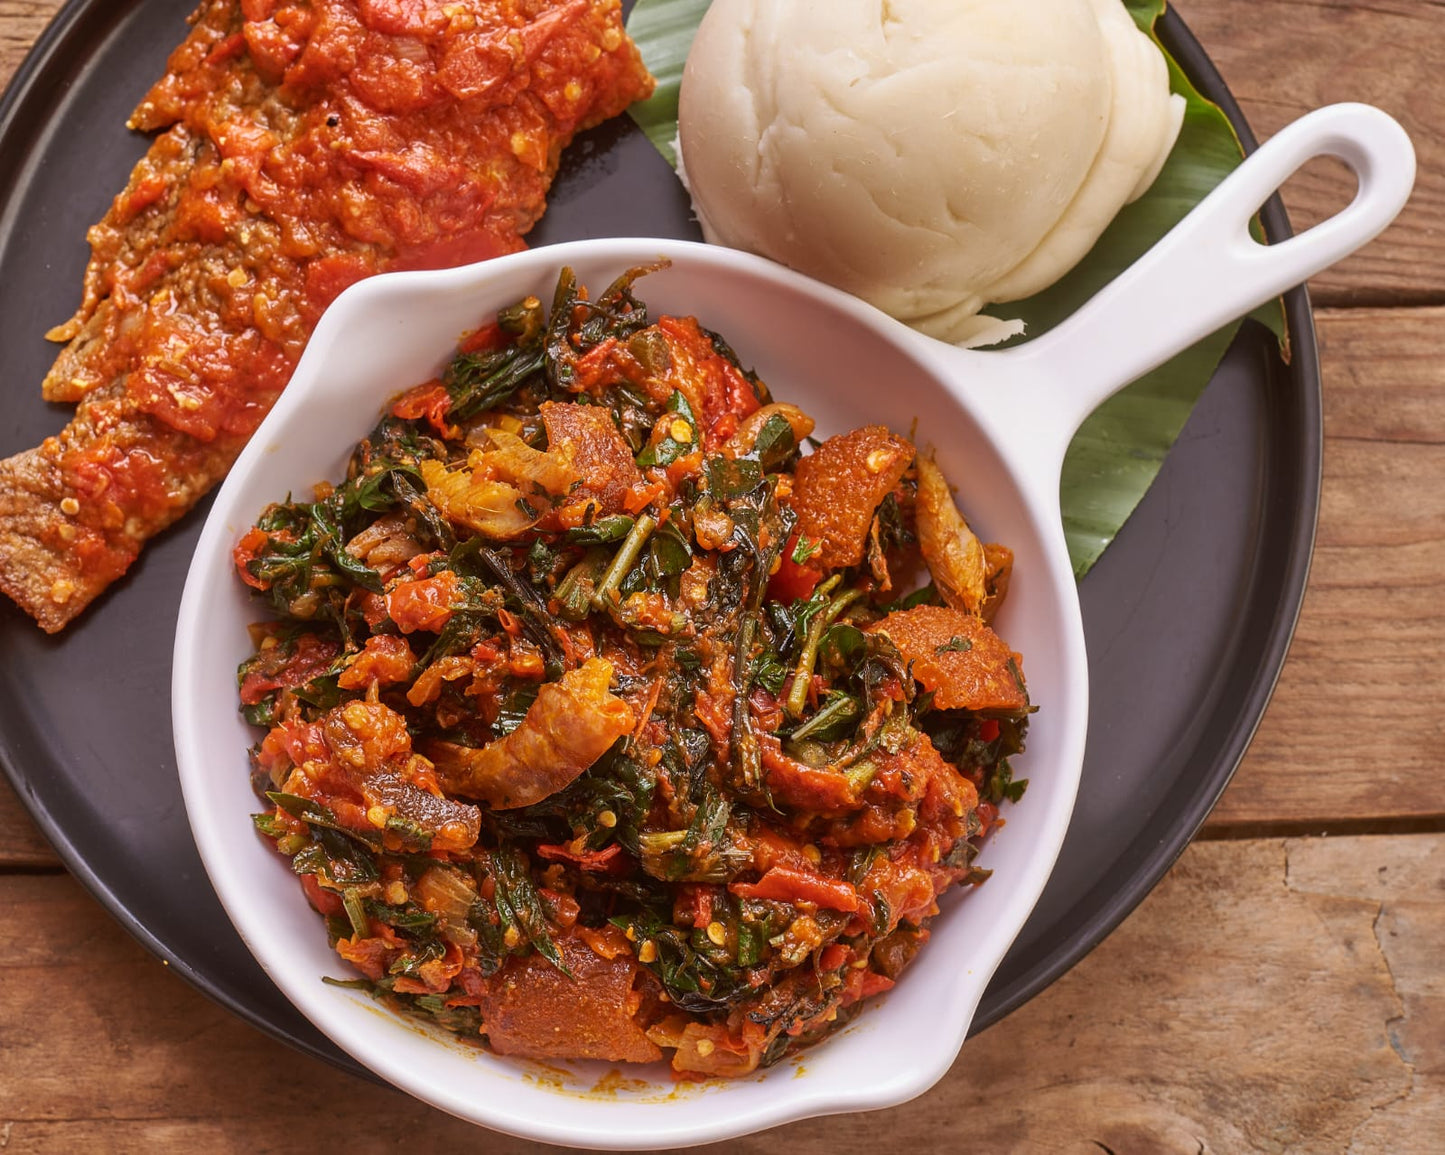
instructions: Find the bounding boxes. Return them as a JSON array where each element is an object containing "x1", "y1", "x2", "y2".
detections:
[{"x1": 678, "y1": 0, "x2": 1185, "y2": 344}]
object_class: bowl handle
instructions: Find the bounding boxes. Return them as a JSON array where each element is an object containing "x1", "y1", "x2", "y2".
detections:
[{"x1": 948, "y1": 103, "x2": 1415, "y2": 477}]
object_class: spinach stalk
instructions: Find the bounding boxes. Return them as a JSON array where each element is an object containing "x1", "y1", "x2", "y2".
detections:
[
  {"x1": 592, "y1": 512, "x2": 657, "y2": 609},
  {"x1": 784, "y1": 579, "x2": 863, "y2": 718}
]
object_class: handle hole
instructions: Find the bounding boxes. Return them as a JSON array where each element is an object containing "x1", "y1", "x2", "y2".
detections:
[{"x1": 1259, "y1": 154, "x2": 1361, "y2": 242}]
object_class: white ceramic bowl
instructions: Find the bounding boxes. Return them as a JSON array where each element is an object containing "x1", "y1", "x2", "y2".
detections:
[{"x1": 173, "y1": 105, "x2": 1411, "y2": 1147}]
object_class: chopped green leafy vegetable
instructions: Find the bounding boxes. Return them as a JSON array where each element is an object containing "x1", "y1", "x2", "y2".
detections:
[{"x1": 236, "y1": 265, "x2": 1030, "y2": 1079}]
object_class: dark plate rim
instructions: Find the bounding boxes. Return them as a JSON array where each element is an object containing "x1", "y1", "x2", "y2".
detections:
[{"x1": 0, "y1": 0, "x2": 1322, "y2": 1081}]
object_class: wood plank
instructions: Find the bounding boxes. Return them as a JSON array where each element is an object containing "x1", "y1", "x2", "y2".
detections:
[
  {"x1": 0, "y1": 0, "x2": 57, "y2": 115},
  {"x1": 1208, "y1": 307, "x2": 1445, "y2": 829},
  {"x1": 0, "y1": 834, "x2": 1438, "y2": 1151},
  {"x1": 0, "y1": 776, "x2": 59, "y2": 868},
  {"x1": 1286, "y1": 836, "x2": 1445, "y2": 1149},
  {"x1": 0, "y1": 1, "x2": 57, "y2": 69},
  {"x1": 1173, "y1": 0, "x2": 1441, "y2": 307}
]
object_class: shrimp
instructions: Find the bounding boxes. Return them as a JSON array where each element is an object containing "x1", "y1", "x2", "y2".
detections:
[
  {"x1": 424, "y1": 657, "x2": 635, "y2": 808},
  {"x1": 721, "y1": 403, "x2": 815, "y2": 459},
  {"x1": 419, "y1": 428, "x2": 577, "y2": 539},
  {"x1": 914, "y1": 454, "x2": 989, "y2": 616}
]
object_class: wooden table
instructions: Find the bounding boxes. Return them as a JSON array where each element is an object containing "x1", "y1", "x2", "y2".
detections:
[{"x1": 1, "y1": 2, "x2": 1440, "y2": 1150}]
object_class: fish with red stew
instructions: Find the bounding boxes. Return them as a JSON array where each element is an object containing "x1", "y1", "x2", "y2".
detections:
[{"x1": 0, "y1": 0, "x2": 652, "y2": 632}]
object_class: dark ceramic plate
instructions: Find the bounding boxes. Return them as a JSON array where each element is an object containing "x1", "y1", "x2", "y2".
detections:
[{"x1": 0, "y1": 1, "x2": 1317, "y2": 1075}]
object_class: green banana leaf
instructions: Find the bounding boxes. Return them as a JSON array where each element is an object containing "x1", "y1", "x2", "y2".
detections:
[
  {"x1": 625, "y1": 0, "x2": 1286, "y2": 577},
  {"x1": 626, "y1": 0, "x2": 708, "y2": 167}
]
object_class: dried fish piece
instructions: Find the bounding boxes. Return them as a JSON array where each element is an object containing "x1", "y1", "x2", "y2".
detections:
[{"x1": 0, "y1": 0, "x2": 653, "y2": 632}]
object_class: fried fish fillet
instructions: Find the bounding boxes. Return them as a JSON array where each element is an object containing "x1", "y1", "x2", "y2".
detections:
[{"x1": 0, "y1": 0, "x2": 652, "y2": 632}]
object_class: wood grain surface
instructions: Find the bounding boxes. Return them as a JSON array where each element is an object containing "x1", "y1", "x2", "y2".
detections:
[
  {"x1": 0, "y1": 778, "x2": 55, "y2": 868},
  {"x1": 1175, "y1": 0, "x2": 1444, "y2": 307},
  {"x1": 1208, "y1": 307, "x2": 1445, "y2": 830},
  {"x1": 0, "y1": 1, "x2": 1441, "y2": 1152}
]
